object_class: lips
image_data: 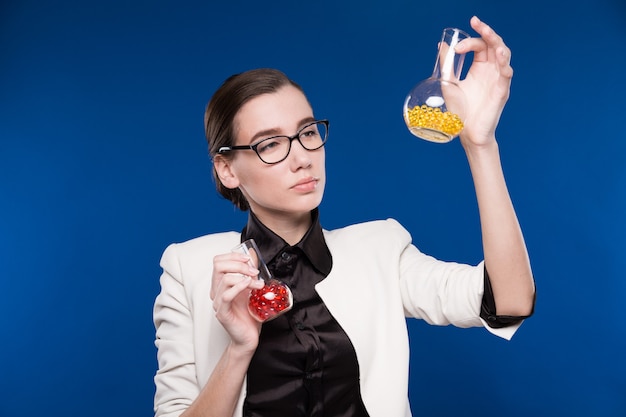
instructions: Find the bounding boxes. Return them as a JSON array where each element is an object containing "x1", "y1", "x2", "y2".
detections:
[{"x1": 291, "y1": 177, "x2": 319, "y2": 192}]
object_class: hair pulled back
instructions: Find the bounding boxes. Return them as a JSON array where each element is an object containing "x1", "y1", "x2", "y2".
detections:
[{"x1": 205, "y1": 68, "x2": 303, "y2": 211}]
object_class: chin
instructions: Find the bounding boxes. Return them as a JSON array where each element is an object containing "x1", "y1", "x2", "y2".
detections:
[{"x1": 294, "y1": 194, "x2": 324, "y2": 214}]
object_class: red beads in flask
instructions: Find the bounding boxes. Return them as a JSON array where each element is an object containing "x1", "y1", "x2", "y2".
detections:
[{"x1": 248, "y1": 279, "x2": 293, "y2": 322}]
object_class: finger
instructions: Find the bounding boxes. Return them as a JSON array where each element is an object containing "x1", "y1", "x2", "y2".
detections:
[
  {"x1": 214, "y1": 252, "x2": 255, "y2": 267},
  {"x1": 211, "y1": 253, "x2": 259, "y2": 299},
  {"x1": 456, "y1": 17, "x2": 513, "y2": 81},
  {"x1": 453, "y1": 16, "x2": 503, "y2": 65},
  {"x1": 222, "y1": 274, "x2": 253, "y2": 303},
  {"x1": 470, "y1": 16, "x2": 504, "y2": 48},
  {"x1": 212, "y1": 265, "x2": 259, "y2": 300},
  {"x1": 212, "y1": 273, "x2": 254, "y2": 312},
  {"x1": 470, "y1": 16, "x2": 507, "y2": 63},
  {"x1": 213, "y1": 270, "x2": 265, "y2": 307},
  {"x1": 455, "y1": 37, "x2": 488, "y2": 62},
  {"x1": 496, "y1": 46, "x2": 514, "y2": 79}
]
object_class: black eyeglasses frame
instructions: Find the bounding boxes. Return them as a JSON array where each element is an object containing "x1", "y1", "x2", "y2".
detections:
[{"x1": 217, "y1": 119, "x2": 329, "y2": 165}]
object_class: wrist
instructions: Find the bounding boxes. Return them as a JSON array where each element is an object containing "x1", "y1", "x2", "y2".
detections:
[
  {"x1": 462, "y1": 136, "x2": 499, "y2": 159},
  {"x1": 228, "y1": 339, "x2": 258, "y2": 359}
]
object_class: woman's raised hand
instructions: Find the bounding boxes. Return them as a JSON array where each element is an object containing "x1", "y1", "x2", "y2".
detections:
[{"x1": 455, "y1": 16, "x2": 514, "y2": 147}]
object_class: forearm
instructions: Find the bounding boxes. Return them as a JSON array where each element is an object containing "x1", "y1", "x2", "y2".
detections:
[
  {"x1": 181, "y1": 343, "x2": 254, "y2": 417},
  {"x1": 464, "y1": 140, "x2": 535, "y2": 316}
]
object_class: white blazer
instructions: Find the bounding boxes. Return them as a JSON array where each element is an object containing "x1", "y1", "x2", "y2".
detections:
[{"x1": 153, "y1": 219, "x2": 520, "y2": 417}]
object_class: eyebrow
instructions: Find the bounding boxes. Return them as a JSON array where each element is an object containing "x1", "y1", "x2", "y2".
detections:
[{"x1": 248, "y1": 117, "x2": 316, "y2": 144}]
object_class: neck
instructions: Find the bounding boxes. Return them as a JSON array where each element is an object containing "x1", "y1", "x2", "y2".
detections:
[{"x1": 253, "y1": 210, "x2": 312, "y2": 246}]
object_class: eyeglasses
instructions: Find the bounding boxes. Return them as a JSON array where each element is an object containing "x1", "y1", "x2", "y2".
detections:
[{"x1": 217, "y1": 120, "x2": 329, "y2": 165}]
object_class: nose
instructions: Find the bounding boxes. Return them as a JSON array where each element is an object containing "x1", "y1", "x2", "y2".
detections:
[{"x1": 288, "y1": 137, "x2": 312, "y2": 168}]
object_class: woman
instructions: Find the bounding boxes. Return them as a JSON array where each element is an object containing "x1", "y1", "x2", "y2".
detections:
[{"x1": 153, "y1": 16, "x2": 535, "y2": 417}]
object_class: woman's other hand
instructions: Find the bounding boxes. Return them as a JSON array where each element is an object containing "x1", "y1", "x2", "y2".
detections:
[{"x1": 211, "y1": 252, "x2": 265, "y2": 352}]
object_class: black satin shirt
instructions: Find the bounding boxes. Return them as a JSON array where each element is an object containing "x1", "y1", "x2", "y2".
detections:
[
  {"x1": 240, "y1": 209, "x2": 532, "y2": 417},
  {"x1": 241, "y1": 209, "x2": 369, "y2": 417}
]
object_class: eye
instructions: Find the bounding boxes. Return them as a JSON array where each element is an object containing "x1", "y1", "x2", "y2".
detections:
[
  {"x1": 300, "y1": 125, "x2": 320, "y2": 139},
  {"x1": 256, "y1": 137, "x2": 285, "y2": 154}
]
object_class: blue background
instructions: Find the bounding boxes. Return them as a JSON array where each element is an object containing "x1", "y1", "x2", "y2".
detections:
[{"x1": 1, "y1": 0, "x2": 625, "y2": 416}]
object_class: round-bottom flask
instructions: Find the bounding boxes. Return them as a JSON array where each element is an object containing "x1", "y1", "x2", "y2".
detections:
[
  {"x1": 403, "y1": 28, "x2": 470, "y2": 143},
  {"x1": 232, "y1": 239, "x2": 293, "y2": 322}
]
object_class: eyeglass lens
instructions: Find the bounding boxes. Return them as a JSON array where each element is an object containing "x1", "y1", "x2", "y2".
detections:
[{"x1": 256, "y1": 122, "x2": 327, "y2": 164}]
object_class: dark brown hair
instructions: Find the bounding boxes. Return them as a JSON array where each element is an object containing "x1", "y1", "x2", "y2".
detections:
[{"x1": 205, "y1": 68, "x2": 304, "y2": 211}]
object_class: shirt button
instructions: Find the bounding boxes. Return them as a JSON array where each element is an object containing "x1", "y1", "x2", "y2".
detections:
[
  {"x1": 281, "y1": 252, "x2": 291, "y2": 261},
  {"x1": 304, "y1": 372, "x2": 313, "y2": 379}
]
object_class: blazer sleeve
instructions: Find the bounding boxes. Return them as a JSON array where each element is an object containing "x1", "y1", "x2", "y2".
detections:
[
  {"x1": 153, "y1": 243, "x2": 199, "y2": 417},
  {"x1": 390, "y1": 219, "x2": 522, "y2": 340}
]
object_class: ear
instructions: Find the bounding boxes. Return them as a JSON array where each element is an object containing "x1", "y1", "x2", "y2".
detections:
[{"x1": 213, "y1": 155, "x2": 240, "y2": 189}]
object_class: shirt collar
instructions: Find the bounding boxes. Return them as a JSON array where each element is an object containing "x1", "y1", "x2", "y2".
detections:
[{"x1": 241, "y1": 208, "x2": 332, "y2": 276}]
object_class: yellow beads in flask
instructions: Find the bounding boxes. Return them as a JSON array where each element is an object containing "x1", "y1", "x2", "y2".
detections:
[
  {"x1": 405, "y1": 104, "x2": 464, "y2": 143},
  {"x1": 403, "y1": 27, "x2": 470, "y2": 143}
]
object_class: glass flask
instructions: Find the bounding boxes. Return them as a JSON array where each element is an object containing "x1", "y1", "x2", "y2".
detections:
[
  {"x1": 232, "y1": 239, "x2": 293, "y2": 322},
  {"x1": 403, "y1": 27, "x2": 470, "y2": 143}
]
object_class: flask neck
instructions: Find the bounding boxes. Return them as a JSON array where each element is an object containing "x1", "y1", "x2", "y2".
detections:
[{"x1": 431, "y1": 28, "x2": 469, "y2": 82}]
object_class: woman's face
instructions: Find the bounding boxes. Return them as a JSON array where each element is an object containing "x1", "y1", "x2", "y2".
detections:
[{"x1": 221, "y1": 85, "x2": 326, "y2": 223}]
